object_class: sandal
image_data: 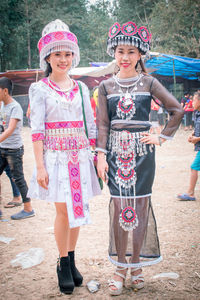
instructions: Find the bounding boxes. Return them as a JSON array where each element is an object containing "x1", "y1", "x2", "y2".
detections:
[
  {"x1": 108, "y1": 266, "x2": 127, "y2": 296},
  {"x1": 4, "y1": 201, "x2": 22, "y2": 208},
  {"x1": 177, "y1": 193, "x2": 196, "y2": 201},
  {"x1": 131, "y1": 267, "x2": 144, "y2": 290}
]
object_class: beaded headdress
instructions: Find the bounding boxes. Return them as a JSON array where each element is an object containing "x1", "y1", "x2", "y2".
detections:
[
  {"x1": 38, "y1": 19, "x2": 80, "y2": 71},
  {"x1": 107, "y1": 21, "x2": 151, "y2": 57}
]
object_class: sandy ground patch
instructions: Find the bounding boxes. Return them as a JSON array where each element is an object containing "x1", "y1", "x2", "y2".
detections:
[{"x1": 0, "y1": 127, "x2": 200, "y2": 300}]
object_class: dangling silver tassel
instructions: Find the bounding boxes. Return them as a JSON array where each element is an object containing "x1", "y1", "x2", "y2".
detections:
[{"x1": 119, "y1": 185, "x2": 139, "y2": 231}]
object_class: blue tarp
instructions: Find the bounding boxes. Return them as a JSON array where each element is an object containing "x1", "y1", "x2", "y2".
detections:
[
  {"x1": 145, "y1": 53, "x2": 200, "y2": 81},
  {"x1": 91, "y1": 53, "x2": 200, "y2": 81}
]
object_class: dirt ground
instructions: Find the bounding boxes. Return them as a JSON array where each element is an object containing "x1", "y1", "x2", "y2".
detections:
[{"x1": 0, "y1": 127, "x2": 199, "y2": 300}]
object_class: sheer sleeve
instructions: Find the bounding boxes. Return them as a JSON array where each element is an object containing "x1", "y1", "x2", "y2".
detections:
[
  {"x1": 96, "y1": 81, "x2": 110, "y2": 153},
  {"x1": 29, "y1": 82, "x2": 46, "y2": 142},
  {"x1": 80, "y1": 81, "x2": 96, "y2": 145},
  {"x1": 151, "y1": 78, "x2": 184, "y2": 139}
]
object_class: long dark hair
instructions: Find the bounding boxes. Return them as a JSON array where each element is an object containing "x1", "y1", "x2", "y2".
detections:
[
  {"x1": 44, "y1": 55, "x2": 52, "y2": 77},
  {"x1": 136, "y1": 57, "x2": 148, "y2": 74}
]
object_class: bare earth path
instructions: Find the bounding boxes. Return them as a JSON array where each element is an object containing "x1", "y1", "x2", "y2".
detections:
[{"x1": 0, "y1": 127, "x2": 199, "y2": 300}]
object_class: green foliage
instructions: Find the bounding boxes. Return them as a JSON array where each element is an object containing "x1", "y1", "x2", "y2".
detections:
[
  {"x1": 149, "y1": 0, "x2": 200, "y2": 58},
  {"x1": 0, "y1": 0, "x2": 200, "y2": 71},
  {"x1": 113, "y1": 0, "x2": 159, "y2": 25}
]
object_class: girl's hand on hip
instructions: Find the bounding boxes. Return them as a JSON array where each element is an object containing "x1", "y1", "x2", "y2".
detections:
[
  {"x1": 140, "y1": 132, "x2": 164, "y2": 146},
  {"x1": 37, "y1": 167, "x2": 49, "y2": 190}
]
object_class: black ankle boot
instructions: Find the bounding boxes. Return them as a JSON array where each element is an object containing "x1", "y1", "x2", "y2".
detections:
[
  {"x1": 57, "y1": 256, "x2": 74, "y2": 294},
  {"x1": 68, "y1": 251, "x2": 83, "y2": 286}
]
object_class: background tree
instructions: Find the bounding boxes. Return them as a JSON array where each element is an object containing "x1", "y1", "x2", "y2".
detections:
[
  {"x1": 0, "y1": 0, "x2": 25, "y2": 70},
  {"x1": 0, "y1": 0, "x2": 200, "y2": 71},
  {"x1": 113, "y1": 0, "x2": 159, "y2": 26},
  {"x1": 85, "y1": 0, "x2": 114, "y2": 64},
  {"x1": 150, "y1": 0, "x2": 200, "y2": 58}
]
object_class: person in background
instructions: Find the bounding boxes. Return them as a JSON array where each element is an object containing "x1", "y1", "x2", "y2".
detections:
[
  {"x1": 181, "y1": 92, "x2": 191, "y2": 130},
  {"x1": 177, "y1": 91, "x2": 200, "y2": 201},
  {"x1": 90, "y1": 87, "x2": 98, "y2": 123},
  {"x1": 184, "y1": 94, "x2": 193, "y2": 131},
  {"x1": 150, "y1": 98, "x2": 161, "y2": 134},
  {"x1": 0, "y1": 77, "x2": 34, "y2": 220},
  {"x1": 0, "y1": 102, "x2": 21, "y2": 208}
]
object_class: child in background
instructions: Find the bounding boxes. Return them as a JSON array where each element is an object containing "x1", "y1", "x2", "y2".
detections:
[
  {"x1": 0, "y1": 101, "x2": 21, "y2": 208},
  {"x1": 177, "y1": 91, "x2": 200, "y2": 201},
  {"x1": 0, "y1": 77, "x2": 34, "y2": 220},
  {"x1": 184, "y1": 94, "x2": 193, "y2": 131}
]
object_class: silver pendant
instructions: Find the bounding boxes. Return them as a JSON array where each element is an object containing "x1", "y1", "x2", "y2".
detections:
[
  {"x1": 124, "y1": 92, "x2": 133, "y2": 105},
  {"x1": 116, "y1": 93, "x2": 136, "y2": 120},
  {"x1": 119, "y1": 206, "x2": 139, "y2": 231}
]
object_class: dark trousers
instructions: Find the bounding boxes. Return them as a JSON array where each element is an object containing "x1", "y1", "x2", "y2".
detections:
[
  {"x1": 0, "y1": 146, "x2": 30, "y2": 203},
  {"x1": 4, "y1": 165, "x2": 20, "y2": 197}
]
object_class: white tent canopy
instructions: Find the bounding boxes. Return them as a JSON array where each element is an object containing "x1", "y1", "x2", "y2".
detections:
[{"x1": 69, "y1": 60, "x2": 116, "y2": 77}]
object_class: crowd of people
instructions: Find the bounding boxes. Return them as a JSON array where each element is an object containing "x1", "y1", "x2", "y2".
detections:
[{"x1": 0, "y1": 19, "x2": 199, "y2": 297}]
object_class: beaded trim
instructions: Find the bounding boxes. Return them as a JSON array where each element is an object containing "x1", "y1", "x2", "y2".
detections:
[
  {"x1": 108, "y1": 130, "x2": 153, "y2": 156},
  {"x1": 38, "y1": 30, "x2": 80, "y2": 70},
  {"x1": 45, "y1": 121, "x2": 83, "y2": 129},
  {"x1": 42, "y1": 78, "x2": 79, "y2": 103},
  {"x1": 108, "y1": 129, "x2": 153, "y2": 200},
  {"x1": 107, "y1": 21, "x2": 151, "y2": 57},
  {"x1": 38, "y1": 31, "x2": 78, "y2": 52},
  {"x1": 44, "y1": 127, "x2": 89, "y2": 151},
  {"x1": 108, "y1": 255, "x2": 163, "y2": 268}
]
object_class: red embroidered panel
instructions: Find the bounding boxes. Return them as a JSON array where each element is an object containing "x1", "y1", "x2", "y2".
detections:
[
  {"x1": 45, "y1": 121, "x2": 83, "y2": 129},
  {"x1": 89, "y1": 138, "x2": 96, "y2": 146},
  {"x1": 68, "y1": 161, "x2": 84, "y2": 219},
  {"x1": 32, "y1": 133, "x2": 44, "y2": 142}
]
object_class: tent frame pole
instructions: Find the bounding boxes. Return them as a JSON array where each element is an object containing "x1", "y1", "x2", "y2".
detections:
[{"x1": 172, "y1": 59, "x2": 177, "y2": 97}]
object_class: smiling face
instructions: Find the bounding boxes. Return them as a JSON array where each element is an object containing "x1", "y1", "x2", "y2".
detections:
[
  {"x1": 46, "y1": 50, "x2": 73, "y2": 75},
  {"x1": 115, "y1": 44, "x2": 141, "y2": 75}
]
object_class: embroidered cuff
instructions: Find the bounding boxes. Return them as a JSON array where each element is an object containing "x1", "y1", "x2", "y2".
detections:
[
  {"x1": 89, "y1": 138, "x2": 96, "y2": 146},
  {"x1": 32, "y1": 133, "x2": 44, "y2": 142}
]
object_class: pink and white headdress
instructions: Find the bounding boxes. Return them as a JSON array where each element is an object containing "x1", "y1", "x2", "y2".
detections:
[
  {"x1": 38, "y1": 19, "x2": 80, "y2": 70},
  {"x1": 107, "y1": 21, "x2": 151, "y2": 57}
]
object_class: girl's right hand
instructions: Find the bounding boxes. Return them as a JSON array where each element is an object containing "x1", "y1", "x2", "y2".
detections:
[
  {"x1": 37, "y1": 166, "x2": 49, "y2": 190},
  {"x1": 97, "y1": 152, "x2": 109, "y2": 183}
]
